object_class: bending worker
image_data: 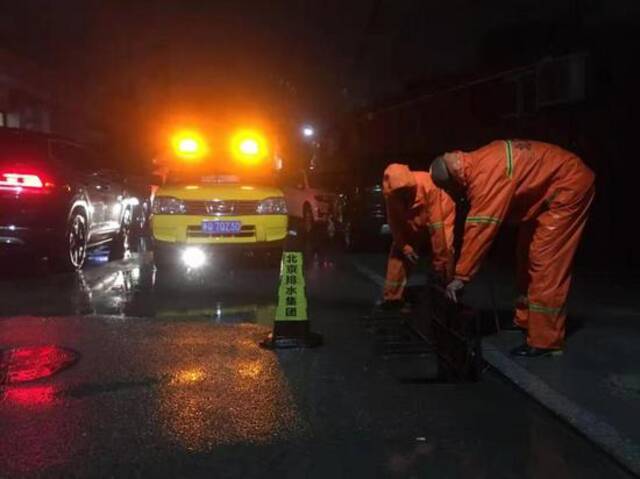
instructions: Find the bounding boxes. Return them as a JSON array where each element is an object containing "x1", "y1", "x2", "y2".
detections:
[
  {"x1": 430, "y1": 140, "x2": 595, "y2": 357},
  {"x1": 382, "y1": 163, "x2": 455, "y2": 309}
]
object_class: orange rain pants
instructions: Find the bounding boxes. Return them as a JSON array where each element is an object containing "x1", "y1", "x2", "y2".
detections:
[
  {"x1": 382, "y1": 164, "x2": 455, "y2": 301},
  {"x1": 443, "y1": 140, "x2": 595, "y2": 349}
]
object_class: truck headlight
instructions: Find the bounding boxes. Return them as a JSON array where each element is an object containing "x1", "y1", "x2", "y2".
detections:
[
  {"x1": 256, "y1": 197, "x2": 287, "y2": 215},
  {"x1": 182, "y1": 247, "x2": 207, "y2": 269},
  {"x1": 152, "y1": 196, "x2": 186, "y2": 215}
]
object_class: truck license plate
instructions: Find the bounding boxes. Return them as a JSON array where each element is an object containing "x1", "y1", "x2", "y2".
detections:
[{"x1": 201, "y1": 220, "x2": 241, "y2": 234}]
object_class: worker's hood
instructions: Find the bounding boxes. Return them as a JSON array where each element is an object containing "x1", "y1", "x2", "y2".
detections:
[{"x1": 382, "y1": 164, "x2": 416, "y2": 197}]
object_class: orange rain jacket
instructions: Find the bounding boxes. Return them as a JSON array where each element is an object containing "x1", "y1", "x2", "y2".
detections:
[
  {"x1": 443, "y1": 140, "x2": 595, "y2": 348},
  {"x1": 382, "y1": 164, "x2": 455, "y2": 301}
]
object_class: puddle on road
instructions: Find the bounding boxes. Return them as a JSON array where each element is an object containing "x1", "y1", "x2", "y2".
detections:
[
  {"x1": 0, "y1": 252, "x2": 279, "y2": 325},
  {"x1": 0, "y1": 244, "x2": 325, "y2": 475},
  {"x1": 156, "y1": 340, "x2": 306, "y2": 450},
  {"x1": 154, "y1": 303, "x2": 277, "y2": 326},
  {"x1": 0, "y1": 230, "x2": 347, "y2": 323},
  {"x1": 1, "y1": 384, "x2": 60, "y2": 406}
]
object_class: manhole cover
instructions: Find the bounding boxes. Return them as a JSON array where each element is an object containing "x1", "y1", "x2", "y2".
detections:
[{"x1": 0, "y1": 346, "x2": 79, "y2": 385}]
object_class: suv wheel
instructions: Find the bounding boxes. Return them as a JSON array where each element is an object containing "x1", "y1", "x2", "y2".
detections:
[
  {"x1": 52, "y1": 212, "x2": 88, "y2": 271},
  {"x1": 109, "y1": 209, "x2": 131, "y2": 261},
  {"x1": 132, "y1": 202, "x2": 148, "y2": 237}
]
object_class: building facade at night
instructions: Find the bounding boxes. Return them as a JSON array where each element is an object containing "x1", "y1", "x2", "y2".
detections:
[
  {"x1": 329, "y1": 4, "x2": 640, "y2": 270},
  {"x1": 0, "y1": 49, "x2": 52, "y2": 131},
  {"x1": 0, "y1": 48, "x2": 98, "y2": 142}
]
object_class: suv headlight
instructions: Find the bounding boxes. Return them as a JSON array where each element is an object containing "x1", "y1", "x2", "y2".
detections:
[
  {"x1": 153, "y1": 196, "x2": 186, "y2": 215},
  {"x1": 257, "y1": 197, "x2": 287, "y2": 215}
]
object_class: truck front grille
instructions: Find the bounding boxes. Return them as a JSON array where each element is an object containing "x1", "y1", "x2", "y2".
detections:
[
  {"x1": 186, "y1": 224, "x2": 256, "y2": 239},
  {"x1": 183, "y1": 200, "x2": 260, "y2": 216}
]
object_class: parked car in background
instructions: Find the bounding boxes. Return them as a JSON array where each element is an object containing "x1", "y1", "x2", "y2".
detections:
[
  {"x1": 280, "y1": 169, "x2": 341, "y2": 236},
  {"x1": 0, "y1": 128, "x2": 133, "y2": 270},
  {"x1": 340, "y1": 169, "x2": 390, "y2": 251}
]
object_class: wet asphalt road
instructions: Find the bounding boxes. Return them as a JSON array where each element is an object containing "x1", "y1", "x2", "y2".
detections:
[{"x1": 0, "y1": 243, "x2": 633, "y2": 478}]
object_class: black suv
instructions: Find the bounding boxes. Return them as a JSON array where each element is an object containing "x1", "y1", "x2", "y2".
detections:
[
  {"x1": 0, "y1": 128, "x2": 132, "y2": 270},
  {"x1": 341, "y1": 168, "x2": 391, "y2": 252}
]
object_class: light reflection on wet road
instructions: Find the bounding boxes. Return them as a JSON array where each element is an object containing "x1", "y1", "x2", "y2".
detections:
[
  {"x1": 0, "y1": 249, "x2": 278, "y2": 323},
  {"x1": 158, "y1": 341, "x2": 304, "y2": 451},
  {"x1": 0, "y1": 247, "x2": 633, "y2": 478}
]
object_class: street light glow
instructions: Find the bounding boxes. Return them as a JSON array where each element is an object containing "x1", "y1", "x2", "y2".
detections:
[{"x1": 302, "y1": 126, "x2": 315, "y2": 137}]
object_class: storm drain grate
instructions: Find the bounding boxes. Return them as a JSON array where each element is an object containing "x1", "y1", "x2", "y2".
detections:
[{"x1": 362, "y1": 311, "x2": 434, "y2": 357}]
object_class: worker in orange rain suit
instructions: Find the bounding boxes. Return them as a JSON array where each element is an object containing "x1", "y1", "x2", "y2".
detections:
[
  {"x1": 382, "y1": 164, "x2": 456, "y2": 309},
  {"x1": 430, "y1": 140, "x2": 595, "y2": 357}
]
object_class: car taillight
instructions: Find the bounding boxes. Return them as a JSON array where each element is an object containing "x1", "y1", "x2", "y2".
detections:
[{"x1": 0, "y1": 171, "x2": 54, "y2": 192}]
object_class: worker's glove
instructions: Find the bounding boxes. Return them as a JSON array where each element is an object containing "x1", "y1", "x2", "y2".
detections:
[
  {"x1": 445, "y1": 278, "x2": 465, "y2": 303},
  {"x1": 402, "y1": 246, "x2": 419, "y2": 264}
]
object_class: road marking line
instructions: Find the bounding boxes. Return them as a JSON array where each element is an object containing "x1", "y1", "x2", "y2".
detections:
[{"x1": 349, "y1": 259, "x2": 385, "y2": 288}]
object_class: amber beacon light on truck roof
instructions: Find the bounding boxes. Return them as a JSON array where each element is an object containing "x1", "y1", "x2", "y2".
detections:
[{"x1": 168, "y1": 128, "x2": 270, "y2": 166}]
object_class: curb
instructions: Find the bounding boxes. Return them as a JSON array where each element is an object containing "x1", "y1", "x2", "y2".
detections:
[
  {"x1": 483, "y1": 342, "x2": 640, "y2": 476},
  {"x1": 348, "y1": 256, "x2": 640, "y2": 477}
]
